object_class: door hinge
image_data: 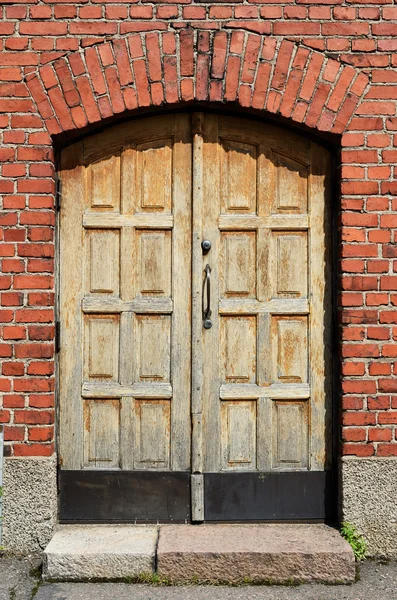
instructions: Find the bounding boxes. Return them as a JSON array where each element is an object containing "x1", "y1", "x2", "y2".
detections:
[
  {"x1": 55, "y1": 176, "x2": 62, "y2": 211},
  {"x1": 55, "y1": 320, "x2": 61, "y2": 353}
]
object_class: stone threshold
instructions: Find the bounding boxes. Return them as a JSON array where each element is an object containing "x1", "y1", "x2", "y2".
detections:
[{"x1": 43, "y1": 524, "x2": 355, "y2": 584}]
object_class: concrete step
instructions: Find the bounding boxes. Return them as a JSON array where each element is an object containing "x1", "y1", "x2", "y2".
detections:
[{"x1": 43, "y1": 524, "x2": 355, "y2": 584}]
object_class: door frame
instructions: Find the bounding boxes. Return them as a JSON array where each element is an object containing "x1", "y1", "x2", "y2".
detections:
[{"x1": 54, "y1": 108, "x2": 339, "y2": 524}]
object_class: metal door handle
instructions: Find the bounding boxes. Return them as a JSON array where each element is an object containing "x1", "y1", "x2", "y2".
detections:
[{"x1": 203, "y1": 264, "x2": 212, "y2": 329}]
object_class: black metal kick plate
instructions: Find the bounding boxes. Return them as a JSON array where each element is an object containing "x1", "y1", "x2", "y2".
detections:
[
  {"x1": 204, "y1": 471, "x2": 334, "y2": 521},
  {"x1": 59, "y1": 470, "x2": 191, "y2": 523}
]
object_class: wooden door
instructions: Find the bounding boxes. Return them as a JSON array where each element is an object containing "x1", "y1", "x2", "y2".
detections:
[
  {"x1": 58, "y1": 115, "x2": 192, "y2": 522},
  {"x1": 193, "y1": 114, "x2": 332, "y2": 521},
  {"x1": 58, "y1": 112, "x2": 332, "y2": 523}
]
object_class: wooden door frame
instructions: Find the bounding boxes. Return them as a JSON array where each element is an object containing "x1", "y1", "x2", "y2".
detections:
[{"x1": 54, "y1": 108, "x2": 339, "y2": 524}]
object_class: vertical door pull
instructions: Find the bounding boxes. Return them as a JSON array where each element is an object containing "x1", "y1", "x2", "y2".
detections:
[{"x1": 203, "y1": 264, "x2": 212, "y2": 329}]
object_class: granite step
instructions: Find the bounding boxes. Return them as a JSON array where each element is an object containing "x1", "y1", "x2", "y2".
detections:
[
  {"x1": 44, "y1": 523, "x2": 355, "y2": 584},
  {"x1": 43, "y1": 525, "x2": 158, "y2": 581}
]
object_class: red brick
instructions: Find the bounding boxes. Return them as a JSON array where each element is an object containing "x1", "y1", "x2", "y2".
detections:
[
  {"x1": 343, "y1": 412, "x2": 376, "y2": 426},
  {"x1": 84, "y1": 46, "x2": 107, "y2": 96},
  {"x1": 377, "y1": 444, "x2": 397, "y2": 457},
  {"x1": 342, "y1": 380, "x2": 377, "y2": 394},
  {"x1": 300, "y1": 53, "x2": 324, "y2": 102},
  {"x1": 16, "y1": 309, "x2": 54, "y2": 323},
  {"x1": 28, "y1": 292, "x2": 54, "y2": 306},
  {"x1": 4, "y1": 427, "x2": 25, "y2": 442},
  {"x1": 382, "y1": 344, "x2": 397, "y2": 357},
  {"x1": 15, "y1": 343, "x2": 53, "y2": 359},
  {"x1": 146, "y1": 33, "x2": 162, "y2": 82},
  {"x1": 369, "y1": 363, "x2": 391, "y2": 376},
  {"x1": 20, "y1": 23, "x2": 67, "y2": 36},
  {"x1": 14, "y1": 379, "x2": 54, "y2": 393},
  {"x1": 381, "y1": 277, "x2": 397, "y2": 291},
  {"x1": 342, "y1": 343, "x2": 379, "y2": 358},
  {"x1": 0, "y1": 345, "x2": 12, "y2": 358},
  {"x1": 27, "y1": 362, "x2": 54, "y2": 376},
  {"x1": 367, "y1": 260, "x2": 389, "y2": 273},
  {"x1": 70, "y1": 23, "x2": 117, "y2": 35},
  {"x1": 367, "y1": 326, "x2": 390, "y2": 340},
  {"x1": 3, "y1": 362, "x2": 24, "y2": 376},
  {"x1": 14, "y1": 410, "x2": 53, "y2": 425},
  {"x1": 380, "y1": 312, "x2": 397, "y2": 324},
  {"x1": 105, "y1": 67, "x2": 124, "y2": 114},
  {"x1": 225, "y1": 55, "x2": 241, "y2": 102},
  {"x1": 1, "y1": 292, "x2": 23, "y2": 306},
  {"x1": 211, "y1": 31, "x2": 228, "y2": 80},
  {"x1": 29, "y1": 394, "x2": 54, "y2": 409},
  {"x1": 343, "y1": 444, "x2": 374, "y2": 458},
  {"x1": 342, "y1": 362, "x2": 365, "y2": 376},
  {"x1": 369, "y1": 428, "x2": 392, "y2": 442},
  {"x1": 343, "y1": 428, "x2": 366, "y2": 442},
  {"x1": 113, "y1": 39, "x2": 133, "y2": 86},
  {"x1": 13, "y1": 444, "x2": 54, "y2": 457},
  {"x1": 4, "y1": 395, "x2": 25, "y2": 409},
  {"x1": 379, "y1": 379, "x2": 397, "y2": 393},
  {"x1": 133, "y1": 59, "x2": 151, "y2": 106},
  {"x1": 368, "y1": 396, "x2": 390, "y2": 410},
  {"x1": 163, "y1": 55, "x2": 178, "y2": 103},
  {"x1": 28, "y1": 326, "x2": 54, "y2": 341},
  {"x1": 357, "y1": 102, "x2": 396, "y2": 116},
  {"x1": 271, "y1": 40, "x2": 294, "y2": 91},
  {"x1": 28, "y1": 426, "x2": 53, "y2": 442},
  {"x1": 343, "y1": 396, "x2": 363, "y2": 410}
]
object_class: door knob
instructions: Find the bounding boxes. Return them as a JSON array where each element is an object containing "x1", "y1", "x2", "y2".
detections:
[{"x1": 201, "y1": 240, "x2": 211, "y2": 254}]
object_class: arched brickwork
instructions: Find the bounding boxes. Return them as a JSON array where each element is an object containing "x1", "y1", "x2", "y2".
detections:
[{"x1": 25, "y1": 30, "x2": 369, "y2": 137}]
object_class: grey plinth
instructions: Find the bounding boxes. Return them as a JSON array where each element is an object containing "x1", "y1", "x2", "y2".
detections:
[
  {"x1": 157, "y1": 524, "x2": 356, "y2": 584},
  {"x1": 44, "y1": 525, "x2": 158, "y2": 581},
  {"x1": 2, "y1": 455, "x2": 57, "y2": 555}
]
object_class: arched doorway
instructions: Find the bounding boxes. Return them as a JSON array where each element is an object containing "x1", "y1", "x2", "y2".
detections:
[{"x1": 58, "y1": 112, "x2": 333, "y2": 523}]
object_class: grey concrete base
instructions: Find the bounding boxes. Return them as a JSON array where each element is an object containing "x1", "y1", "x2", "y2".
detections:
[
  {"x1": 341, "y1": 456, "x2": 397, "y2": 558},
  {"x1": 2, "y1": 455, "x2": 57, "y2": 555},
  {"x1": 44, "y1": 525, "x2": 158, "y2": 581},
  {"x1": 157, "y1": 524, "x2": 355, "y2": 584}
]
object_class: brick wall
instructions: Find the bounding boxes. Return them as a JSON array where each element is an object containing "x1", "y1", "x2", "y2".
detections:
[{"x1": 1, "y1": 2, "x2": 397, "y2": 459}]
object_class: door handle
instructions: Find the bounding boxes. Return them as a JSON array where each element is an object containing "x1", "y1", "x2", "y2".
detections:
[{"x1": 203, "y1": 264, "x2": 212, "y2": 329}]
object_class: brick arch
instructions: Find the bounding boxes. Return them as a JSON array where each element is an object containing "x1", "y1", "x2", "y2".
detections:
[{"x1": 25, "y1": 29, "x2": 369, "y2": 137}]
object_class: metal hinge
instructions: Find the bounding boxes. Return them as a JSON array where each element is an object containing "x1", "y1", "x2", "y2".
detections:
[
  {"x1": 55, "y1": 176, "x2": 62, "y2": 211},
  {"x1": 55, "y1": 320, "x2": 61, "y2": 353}
]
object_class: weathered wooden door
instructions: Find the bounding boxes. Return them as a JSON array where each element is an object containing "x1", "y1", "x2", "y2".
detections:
[
  {"x1": 58, "y1": 112, "x2": 332, "y2": 522},
  {"x1": 59, "y1": 115, "x2": 193, "y2": 521},
  {"x1": 193, "y1": 115, "x2": 332, "y2": 520}
]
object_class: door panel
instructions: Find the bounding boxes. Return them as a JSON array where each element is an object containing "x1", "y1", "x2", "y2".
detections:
[
  {"x1": 59, "y1": 115, "x2": 192, "y2": 485},
  {"x1": 198, "y1": 114, "x2": 331, "y2": 516},
  {"x1": 59, "y1": 112, "x2": 332, "y2": 522}
]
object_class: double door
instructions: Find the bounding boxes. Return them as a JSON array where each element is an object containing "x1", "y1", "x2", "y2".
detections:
[{"x1": 58, "y1": 113, "x2": 332, "y2": 522}]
